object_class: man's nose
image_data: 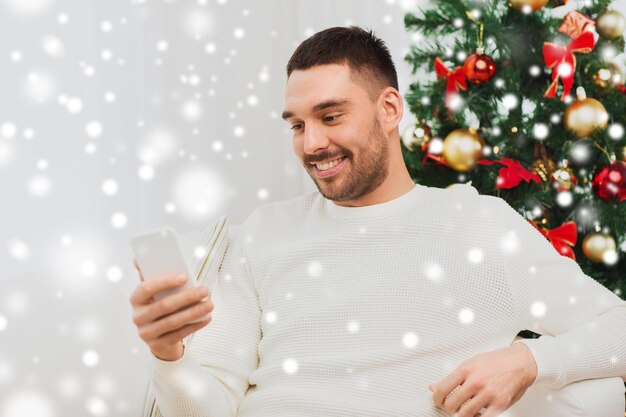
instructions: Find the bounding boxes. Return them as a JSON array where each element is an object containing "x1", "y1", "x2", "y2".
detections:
[{"x1": 302, "y1": 124, "x2": 330, "y2": 155}]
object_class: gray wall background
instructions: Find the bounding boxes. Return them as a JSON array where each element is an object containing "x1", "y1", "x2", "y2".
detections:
[{"x1": 1, "y1": 0, "x2": 625, "y2": 416}]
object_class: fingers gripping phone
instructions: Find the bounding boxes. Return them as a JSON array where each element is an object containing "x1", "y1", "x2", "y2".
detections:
[{"x1": 131, "y1": 227, "x2": 199, "y2": 302}]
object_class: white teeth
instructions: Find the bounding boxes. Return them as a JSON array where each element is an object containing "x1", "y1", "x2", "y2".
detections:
[{"x1": 316, "y1": 157, "x2": 343, "y2": 171}]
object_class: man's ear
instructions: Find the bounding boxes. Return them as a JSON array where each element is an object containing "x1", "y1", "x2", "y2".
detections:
[{"x1": 379, "y1": 87, "x2": 403, "y2": 134}]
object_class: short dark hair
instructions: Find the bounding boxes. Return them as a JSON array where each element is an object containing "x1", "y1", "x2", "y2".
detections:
[{"x1": 286, "y1": 26, "x2": 399, "y2": 100}]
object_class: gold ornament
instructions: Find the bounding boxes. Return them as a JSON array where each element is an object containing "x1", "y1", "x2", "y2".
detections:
[
  {"x1": 582, "y1": 232, "x2": 617, "y2": 263},
  {"x1": 593, "y1": 62, "x2": 626, "y2": 88},
  {"x1": 401, "y1": 122, "x2": 431, "y2": 152},
  {"x1": 532, "y1": 159, "x2": 556, "y2": 182},
  {"x1": 564, "y1": 89, "x2": 609, "y2": 138},
  {"x1": 596, "y1": 9, "x2": 626, "y2": 39},
  {"x1": 509, "y1": 0, "x2": 548, "y2": 12},
  {"x1": 442, "y1": 128, "x2": 485, "y2": 172},
  {"x1": 551, "y1": 167, "x2": 576, "y2": 190}
]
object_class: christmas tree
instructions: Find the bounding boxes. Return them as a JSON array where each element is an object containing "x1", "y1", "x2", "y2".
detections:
[{"x1": 402, "y1": 0, "x2": 626, "y2": 298}]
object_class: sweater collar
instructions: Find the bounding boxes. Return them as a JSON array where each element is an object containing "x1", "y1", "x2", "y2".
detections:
[{"x1": 322, "y1": 184, "x2": 425, "y2": 219}]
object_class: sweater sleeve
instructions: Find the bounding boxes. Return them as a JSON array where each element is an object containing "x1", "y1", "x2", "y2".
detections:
[
  {"x1": 149, "y1": 220, "x2": 262, "y2": 416},
  {"x1": 488, "y1": 195, "x2": 626, "y2": 389}
]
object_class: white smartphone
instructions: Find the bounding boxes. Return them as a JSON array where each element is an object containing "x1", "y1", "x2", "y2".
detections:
[{"x1": 131, "y1": 227, "x2": 208, "y2": 322}]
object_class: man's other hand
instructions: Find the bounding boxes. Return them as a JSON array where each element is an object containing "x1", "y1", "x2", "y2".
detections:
[{"x1": 429, "y1": 342, "x2": 538, "y2": 417}]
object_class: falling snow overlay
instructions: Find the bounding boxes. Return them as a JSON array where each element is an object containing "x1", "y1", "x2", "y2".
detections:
[{"x1": 0, "y1": 0, "x2": 430, "y2": 416}]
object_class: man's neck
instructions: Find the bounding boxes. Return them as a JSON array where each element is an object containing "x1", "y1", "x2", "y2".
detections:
[{"x1": 332, "y1": 177, "x2": 416, "y2": 208}]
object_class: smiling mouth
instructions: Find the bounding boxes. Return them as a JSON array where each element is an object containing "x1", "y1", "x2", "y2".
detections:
[
  {"x1": 310, "y1": 156, "x2": 346, "y2": 170},
  {"x1": 312, "y1": 156, "x2": 347, "y2": 178}
]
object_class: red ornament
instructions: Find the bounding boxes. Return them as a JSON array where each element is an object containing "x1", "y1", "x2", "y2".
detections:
[
  {"x1": 591, "y1": 161, "x2": 626, "y2": 202},
  {"x1": 463, "y1": 51, "x2": 496, "y2": 84}
]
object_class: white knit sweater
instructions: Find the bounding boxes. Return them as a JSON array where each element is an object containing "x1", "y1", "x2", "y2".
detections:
[{"x1": 150, "y1": 183, "x2": 626, "y2": 417}]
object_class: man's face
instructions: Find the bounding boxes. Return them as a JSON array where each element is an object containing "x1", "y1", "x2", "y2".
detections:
[{"x1": 282, "y1": 64, "x2": 390, "y2": 203}]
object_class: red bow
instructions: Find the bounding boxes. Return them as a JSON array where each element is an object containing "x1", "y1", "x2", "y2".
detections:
[
  {"x1": 543, "y1": 31, "x2": 595, "y2": 100},
  {"x1": 530, "y1": 220, "x2": 578, "y2": 259},
  {"x1": 477, "y1": 158, "x2": 542, "y2": 189},
  {"x1": 434, "y1": 58, "x2": 467, "y2": 110}
]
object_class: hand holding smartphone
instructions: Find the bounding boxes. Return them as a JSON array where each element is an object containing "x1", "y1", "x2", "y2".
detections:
[
  {"x1": 131, "y1": 227, "x2": 210, "y2": 323},
  {"x1": 130, "y1": 226, "x2": 215, "y2": 361}
]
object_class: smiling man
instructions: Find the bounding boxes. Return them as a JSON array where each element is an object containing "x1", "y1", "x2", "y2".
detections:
[
  {"x1": 282, "y1": 61, "x2": 409, "y2": 206},
  {"x1": 131, "y1": 26, "x2": 626, "y2": 417}
]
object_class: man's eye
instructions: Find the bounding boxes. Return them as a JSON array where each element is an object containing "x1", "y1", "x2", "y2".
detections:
[
  {"x1": 323, "y1": 115, "x2": 339, "y2": 122},
  {"x1": 290, "y1": 124, "x2": 302, "y2": 131}
]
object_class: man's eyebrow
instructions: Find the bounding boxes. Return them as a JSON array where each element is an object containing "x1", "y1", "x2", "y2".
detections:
[{"x1": 281, "y1": 99, "x2": 351, "y2": 120}]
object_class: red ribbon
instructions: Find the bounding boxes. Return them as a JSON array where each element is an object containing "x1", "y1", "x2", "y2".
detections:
[
  {"x1": 434, "y1": 57, "x2": 467, "y2": 110},
  {"x1": 422, "y1": 152, "x2": 448, "y2": 167},
  {"x1": 543, "y1": 31, "x2": 595, "y2": 100},
  {"x1": 477, "y1": 158, "x2": 542, "y2": 189},
  {"x1": 530, "y1": 220, "x2": 578, "y2": 259}
]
